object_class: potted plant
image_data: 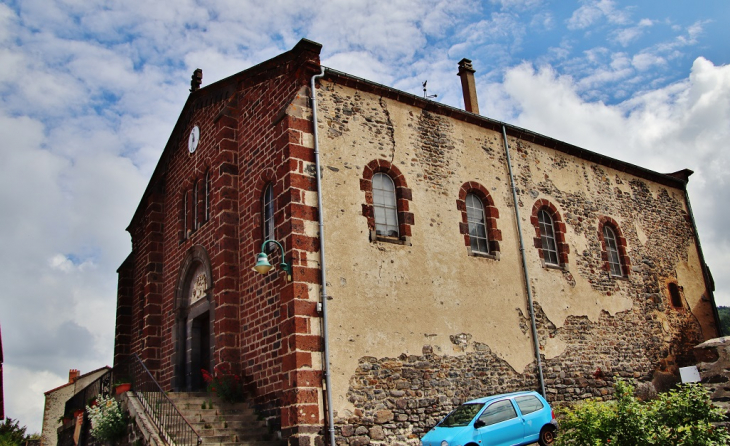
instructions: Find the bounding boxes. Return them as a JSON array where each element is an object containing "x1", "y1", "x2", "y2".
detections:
[{"x1": 114, "y1": 378, "x2": 132, "y2": 395}]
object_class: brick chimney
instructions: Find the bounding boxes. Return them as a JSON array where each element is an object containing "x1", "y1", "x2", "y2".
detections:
[
  {"x1": 69, "y1": 369, "x2": 80, "y2": 383},
  {"x1": 190, "y1": 68, "x2": 203, "y2": 93},
  {"x1": 457, "y1": 58, "x2": 479, "y2": 114}
]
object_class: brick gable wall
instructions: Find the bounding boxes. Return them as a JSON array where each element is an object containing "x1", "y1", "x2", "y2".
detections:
[{"x1": 116, "y1": 40, "x2": 325, "y2": 446}]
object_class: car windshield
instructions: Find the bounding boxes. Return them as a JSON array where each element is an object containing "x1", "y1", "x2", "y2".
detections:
[{"x1": 439, "y1": 403, "x2": 485, "y2": 427}]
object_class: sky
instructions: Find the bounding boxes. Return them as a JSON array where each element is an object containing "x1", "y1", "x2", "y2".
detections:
[{"x1": 1, "y1": 0, "x2": 729, "y2": 435}]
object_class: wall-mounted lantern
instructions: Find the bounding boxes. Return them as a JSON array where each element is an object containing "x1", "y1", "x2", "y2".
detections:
[{"x1": 253, "y1": 240, "x2": 292, "y2": 281}]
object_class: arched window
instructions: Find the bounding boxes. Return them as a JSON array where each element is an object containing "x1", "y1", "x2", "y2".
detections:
[
  {"x1": 603, "y1": 226, "x2": 623, "y2": 276},
  {"x1": 457, "y1": 182, "x2": 501, "y2": 256},
  {"x1": 183, "y1": 190, "x2": 190, "y2": 238},
  {"x1": 193, "y1": 180, "x2": 199, "y2": 229},
  {"x1": 204, "y1": 170, "x2": 211, "y2": 222},
  {"x1": 361, "y1": 160, "x2": 414, "y2": 244},
  {"x1": 537, "y1": 209, "x2": 559, "y2": 266},
  {"x1": 531, "y1": 200, "x2": 568, "y2": 267},
  {"x1": 598, "y1": 217, "x2": 630, "y2": 277},
  {"x1": 466, "y1": 193, "x2": 489, "y2": 254},
  {"x1": 262, "y1": 183, "x2": 275, "y2": 243},
  {"x1": 373, "y1": 173, "x2": 399, "y2": 237}
]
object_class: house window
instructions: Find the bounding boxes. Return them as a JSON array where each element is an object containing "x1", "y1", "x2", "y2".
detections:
[
  {"x1": 361, "y1": 160, "x2": 414, "y2": 244},
  {"x1": 183, "y1": 190, "x2": 190, "y2": 238},
  {"x1": 538, "y1": 209, "x2": 559, "y2": 266},
  {"x1": 262, "y1": 183, "x2": 275, "y2": 243},
  {"x1": 531, "y1": 200, "x2": 568, "y2": 267},
  {"x1": 457, "y1": 182, "x2": 501, "y2": 256},
  {"x1": 668, "y1": 282, "x2": 683, "y2": 308},
  {"x1": 598, "y1": 216, "x2": 630, "y2": 277},
  {"x1": 205, "y1": 170, "x2": 211, "y2": 222},
  {"x1": 603, "y1": 226, "x2": 623, "y2": 276},
  {"x1": 193, "y1": 180, "x2": 199, "y2": 229},
  {"x1": 373, "y1": 172, "x2": 399, "y2": 238},
  {"x1": 466, "y1": 193, "x2": 489, "y2": 254}
]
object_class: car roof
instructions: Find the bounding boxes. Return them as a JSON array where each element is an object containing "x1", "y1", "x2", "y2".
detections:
[{"x1": 463, "y1": 391, "x2": 542, "y2": 405}]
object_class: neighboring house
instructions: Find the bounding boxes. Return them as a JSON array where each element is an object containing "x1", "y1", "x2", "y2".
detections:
[
  {"x1": 113, "y1": 39, "x2": 721, "y2": 445},
  {"x1": 41, "y1": 368, "x2": 110, "y2": 446}
]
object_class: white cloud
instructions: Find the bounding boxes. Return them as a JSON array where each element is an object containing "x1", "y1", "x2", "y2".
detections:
[
  {"x1": 567, "y1": 0, "x2": 630, "y2": 30},
  {"x1": 496, "y1": 57, "x2": 730, "y2": 307},
  {"x1": 490, "y1": 0, "x2": 542, "y2": 10},
  {"x1": 612, "y1": 18, "x2": 653, "y2": 47},
  {"x1": 4, "y1": 366, "x2": 67, "y2": 434}
]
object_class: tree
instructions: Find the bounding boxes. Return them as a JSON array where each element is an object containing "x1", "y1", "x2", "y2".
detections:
[
  {"x1": 717, "y1": 306, "x2": 730, "y2": 336},
  {"x1": 0, "y1": 419, "x2": 28, "y2": 446}
]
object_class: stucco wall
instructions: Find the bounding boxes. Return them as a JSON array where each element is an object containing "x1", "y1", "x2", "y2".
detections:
[{"x1": 315, "y1": 80, "x2": 717, "y2": 444}]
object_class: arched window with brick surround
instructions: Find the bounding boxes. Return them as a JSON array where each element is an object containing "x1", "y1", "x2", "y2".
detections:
[
  {"x1": 530, "y1": 200, "x2": 569, "y2": 267},
  {"x1": 361, "y1": 160, "x2": 414, "y2": 244},
  {"x1": 598, "y1": 217, "x2": 630, "y2": 277},
  {"x1": 456, "y1": 182, "x2": 501, "y2": 256}
]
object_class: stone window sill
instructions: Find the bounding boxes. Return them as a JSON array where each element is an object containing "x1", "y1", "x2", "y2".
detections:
[
  {"x1": 543, "y1": 262, "x2": 568, "y2": 272},
  {"x1": 370, "y1": 231, "x2": 412, "y2": 246},
  {"x1": 467, "y1": 248, "x2": 500, "y2": 261}
]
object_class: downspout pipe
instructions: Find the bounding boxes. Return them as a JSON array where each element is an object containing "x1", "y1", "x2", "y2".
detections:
[
  {"x1": 310, "y1": 66, "x2": 336, "y2": 446},
  {"x1": 502, "y1": 125, "x2": 547, "y2": 398}
]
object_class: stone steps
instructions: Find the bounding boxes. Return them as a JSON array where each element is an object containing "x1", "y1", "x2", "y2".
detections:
[{"x1": 160, "y1": 392, "x2": 282, "y2": 446}]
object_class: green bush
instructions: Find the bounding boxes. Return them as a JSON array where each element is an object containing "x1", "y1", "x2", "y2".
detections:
[{"x1": 556, "y1": 379, "x2": 729, "y2": 446}]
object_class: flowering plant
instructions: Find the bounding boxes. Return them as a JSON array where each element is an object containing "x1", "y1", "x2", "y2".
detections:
[
  {"x1": 86, "y1": 394, "x2": 128, "y2": 444},
  {"x1": 202, "y1": 364, "x2": 244, "y2": 403}
]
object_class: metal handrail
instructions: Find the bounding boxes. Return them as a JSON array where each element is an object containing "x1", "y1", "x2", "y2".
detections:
[{"x1": 117, "y1": 354, "x2": 202, "y2": 446}]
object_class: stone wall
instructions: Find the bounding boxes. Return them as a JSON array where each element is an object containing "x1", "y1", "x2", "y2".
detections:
[
  {"x1": 316, "y1": 78, "x2": 719, "y2": 445},
  {"x1": 694, "y1": 336, "x2": 730, "y2": 415}
]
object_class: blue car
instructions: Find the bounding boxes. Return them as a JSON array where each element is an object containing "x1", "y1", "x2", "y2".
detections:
[{"x1": 421, "y1": 391, "x2": 558, "y2": 446}]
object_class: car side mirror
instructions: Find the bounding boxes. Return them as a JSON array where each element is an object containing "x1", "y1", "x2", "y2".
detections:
[{"x1": 473, "y1": 419, "x2": 485, "y2": 429}]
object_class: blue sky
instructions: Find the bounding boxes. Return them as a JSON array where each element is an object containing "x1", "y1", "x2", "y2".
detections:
[{"x1": 1, "y1": 0, "x2": 728, "y2": 434}]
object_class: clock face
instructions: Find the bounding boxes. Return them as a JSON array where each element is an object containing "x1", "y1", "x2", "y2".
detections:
[{"x1": 188, "y1": 125, "x2": 200, "y2": 153}]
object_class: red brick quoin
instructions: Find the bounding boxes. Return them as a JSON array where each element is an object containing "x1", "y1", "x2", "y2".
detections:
[
  {"x1": 530, "y1": 199, "x2": 569, "y2": 266},
  {"x1": 456, "y1": 182, "x2": 501, "y2": 253},
  {"x1": 597, "y1": 216, "x2": 631, "y2": 277},
  {"x1": 360, "y1": 159, "x2": 414, "y2": 241}
]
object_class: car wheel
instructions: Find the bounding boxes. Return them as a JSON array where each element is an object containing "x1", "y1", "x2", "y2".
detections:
[{"x1": 538, "y1": 426, "x2": 556, "y2": 446}]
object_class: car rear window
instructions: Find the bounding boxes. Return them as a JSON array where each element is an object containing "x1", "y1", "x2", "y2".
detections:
[
  {"x1": 514, "y1": 395, "x2": 544, "y2": 415},
  {"x1": 440, "y1": 403, "x2": 485, "y2": 427}
]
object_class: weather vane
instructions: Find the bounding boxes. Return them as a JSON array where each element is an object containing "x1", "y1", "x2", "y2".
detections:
[{"x1": 422, "y1": 81, "x2": 437, "y2": 99}]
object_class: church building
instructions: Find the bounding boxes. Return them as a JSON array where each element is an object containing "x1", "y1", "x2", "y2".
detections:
[{"x1": 114, "y1": 39, "x2": 721, "y2": 445}]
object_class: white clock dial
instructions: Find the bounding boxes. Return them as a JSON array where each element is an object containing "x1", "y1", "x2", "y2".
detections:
[{"x1": 188, "y1": 125, "x2": 200, "y2": 153}]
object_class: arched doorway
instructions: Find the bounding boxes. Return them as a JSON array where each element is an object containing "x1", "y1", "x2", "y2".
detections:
[{"x1": 173, "y1": 246, "x2": 214, "y2": 391}]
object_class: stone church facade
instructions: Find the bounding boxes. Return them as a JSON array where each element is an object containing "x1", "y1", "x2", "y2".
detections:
[{"x1": 114, "y1": 39, "x2": 721, "y2": 445}]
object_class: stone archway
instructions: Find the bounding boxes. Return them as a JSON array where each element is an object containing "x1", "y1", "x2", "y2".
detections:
[{"x1": 173, "y1": 245, "x2": 214, "y2": 391}]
